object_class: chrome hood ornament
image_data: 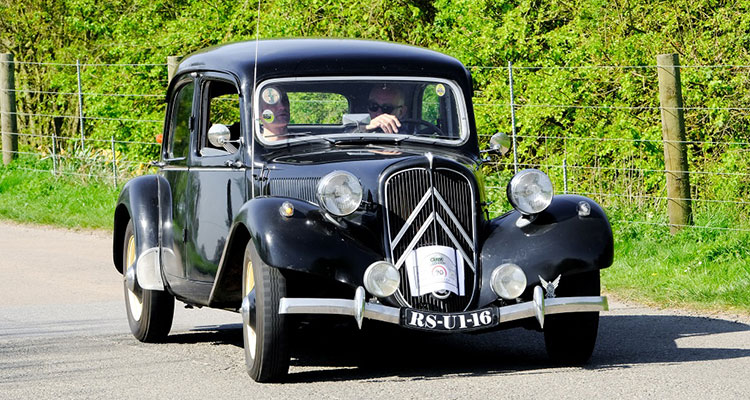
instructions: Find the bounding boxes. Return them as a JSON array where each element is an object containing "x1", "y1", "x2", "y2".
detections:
[{"x1": 539, "y1": 274, "x2": 561, "y2": 298}]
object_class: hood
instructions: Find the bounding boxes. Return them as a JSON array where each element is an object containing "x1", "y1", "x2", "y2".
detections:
[{"x1": 262, "y1": 143, "x2": 480, "y2": 205}]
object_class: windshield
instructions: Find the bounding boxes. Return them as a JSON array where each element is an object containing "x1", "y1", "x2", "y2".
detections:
[{"x1": 254, "y1": 77, "x2": 468, "y2": 146}]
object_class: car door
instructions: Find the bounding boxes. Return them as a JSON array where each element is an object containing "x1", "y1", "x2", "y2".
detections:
[
  {"x1": 160, "y1": 75, "x2": 195, "y2": 294},
  {"x1": 183, "y1": 73, "x2": 248, "y2": 302}
]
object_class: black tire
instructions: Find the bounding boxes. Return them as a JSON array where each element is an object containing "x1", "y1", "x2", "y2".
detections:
[
  {"x1": 122, "y1": 219, "x2": 174, "y2": 342},
  {"x1": 543, "y1": 270, "x2": 601, "y2": 365},
  {"x1": 242, "y1": 241, "x2": 290, "y2": 382}
]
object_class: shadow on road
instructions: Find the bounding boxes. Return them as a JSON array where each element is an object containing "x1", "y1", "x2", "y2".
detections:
[{"x1": 167, "y1": 313, "x2": 750, "y2": 383}]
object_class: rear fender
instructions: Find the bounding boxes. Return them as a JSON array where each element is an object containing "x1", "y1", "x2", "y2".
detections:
[{"x1": 112, "y1": 174, "x2": 170, "y2": 290}]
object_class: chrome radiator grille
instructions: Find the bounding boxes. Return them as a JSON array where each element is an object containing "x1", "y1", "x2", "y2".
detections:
[
  {"x1": 384, "y1": 167, "x2": 477, "y2": 312},
  {"x1": 267, "y1": 177, "x2": 320, "y2": 204}
]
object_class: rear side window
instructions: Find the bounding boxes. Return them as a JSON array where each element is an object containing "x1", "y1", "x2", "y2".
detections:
[{"x1": 168, "y1": 82, "x2": 194, "y2": 160}]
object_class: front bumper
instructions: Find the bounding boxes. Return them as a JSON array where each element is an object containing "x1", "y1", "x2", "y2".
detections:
[{"x1": 278, "y1": 286, "x2": 608, "y2": 331}]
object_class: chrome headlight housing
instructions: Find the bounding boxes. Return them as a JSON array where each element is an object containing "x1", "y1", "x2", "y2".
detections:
[
  {"x1": 506, "y1": 169, "x2": 554, "y2": 215},
  {"x1": 317, "y1": 171, "x2": 363, "y2": 216},
  {"x1": 490, "y1": 263, "x2": 527, "y2": 300},
  {"x1": 363, "y1": 261, "x2": 400, "y2": 298}
]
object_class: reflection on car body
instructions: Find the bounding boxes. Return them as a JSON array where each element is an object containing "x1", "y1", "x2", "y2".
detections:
[{"x1": 112, "y1": 39, "x2": 613, "y2": 382}]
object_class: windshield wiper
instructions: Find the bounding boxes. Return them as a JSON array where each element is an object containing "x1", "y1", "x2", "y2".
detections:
[{"x1": 282, "y1": 131, "x2": 335, "y2": 144}]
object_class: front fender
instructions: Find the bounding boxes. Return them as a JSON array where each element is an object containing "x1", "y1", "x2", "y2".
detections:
[
  {"x1": 238, "y1": 197, "x2": 384, "y2": 287},
  {"x1": 477, "y1": 195, "x2": 613, "y2": 307},
  {"x1": 113, "y1": 175, "x2": 171, "y2": 290}
]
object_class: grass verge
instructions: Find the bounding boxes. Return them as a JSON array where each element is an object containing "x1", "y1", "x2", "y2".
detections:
[
  {"x1": 0, "y1": 165, "x2": 119, "y2": 230},
  {"x1": 603, "y1": 208, "x2": 750, "y2": 314}
]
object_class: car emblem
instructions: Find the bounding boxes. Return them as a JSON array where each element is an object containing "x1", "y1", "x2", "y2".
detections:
[{"x1": 538, "y1": 274, "x2": 561, "y2": 298}]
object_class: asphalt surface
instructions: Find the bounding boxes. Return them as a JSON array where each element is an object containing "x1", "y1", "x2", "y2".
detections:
[{"x1": 1, "y1": 221, "x2": 749, "y2": 399}]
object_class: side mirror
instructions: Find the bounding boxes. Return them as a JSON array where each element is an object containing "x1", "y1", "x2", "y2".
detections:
[
  {"x1": 484, "y1": 132, "x2": 511, "y2": 156},
  {"x1": 208, "y1": 124, "x2": 231, "y2": 147}
]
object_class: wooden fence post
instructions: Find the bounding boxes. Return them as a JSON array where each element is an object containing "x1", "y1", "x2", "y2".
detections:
[
  {"x1": 167, "y1": 56, "x2": 182, "y2": 84},
  {"x1": 1, "y1": 53, "x2": 18, "y2": 165},
  {"x1": 656, "y1": 53, "x2": 692, "y2": 233}
]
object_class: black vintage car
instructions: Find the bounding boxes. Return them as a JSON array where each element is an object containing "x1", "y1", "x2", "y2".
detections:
[{"x1": 113, "y1": 39, "x2": 613, "y2": 382}]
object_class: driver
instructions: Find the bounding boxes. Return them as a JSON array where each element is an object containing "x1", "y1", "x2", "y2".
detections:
[{"x1": 365, "y1": 85, "x2": 407, "y2": 133}]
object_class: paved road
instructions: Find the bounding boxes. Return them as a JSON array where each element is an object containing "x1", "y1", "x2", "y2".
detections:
[{"x1": 1, "y1": 221, "x2": 749, "y2": 399}]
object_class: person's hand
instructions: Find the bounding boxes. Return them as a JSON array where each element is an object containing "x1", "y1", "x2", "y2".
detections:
[{"x1": 366, "y1": 114, "x2": 401, "y2": 133}]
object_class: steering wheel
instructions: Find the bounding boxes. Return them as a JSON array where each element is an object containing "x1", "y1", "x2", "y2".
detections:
[{"x1": 398, "y1": 118, "x2": 446, "y2": 137}]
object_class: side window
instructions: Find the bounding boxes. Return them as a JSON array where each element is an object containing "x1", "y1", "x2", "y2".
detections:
[
  {"x1": 200, "y1": 79, "x2": 241, "y2": 156},
  {"x1": 167, "y1": 81, "x2": 195, "y2": 161}
]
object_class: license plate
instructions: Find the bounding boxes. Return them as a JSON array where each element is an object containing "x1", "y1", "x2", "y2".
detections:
[{"x1": 401, "y1": 307, "x2": 497, "y2": 332}]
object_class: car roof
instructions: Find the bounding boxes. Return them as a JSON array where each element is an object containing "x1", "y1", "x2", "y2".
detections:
[
  {"x1": 171, "y1": 39, "x2": 479, "y2": 156},
  {"x1": 174, "y1": 39, "x2": 472, "y2": 90}
]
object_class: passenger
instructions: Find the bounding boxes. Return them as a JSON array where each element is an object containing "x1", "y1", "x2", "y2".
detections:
[
  {"x1": 366, "y1": 85, "x2": 407, "y2": 134},
  {"x1": 260, "y1": 86, "x2": 290, "y2": 141}
]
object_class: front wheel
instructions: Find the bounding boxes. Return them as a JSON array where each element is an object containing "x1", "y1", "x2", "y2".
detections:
[
  {"x1": 242, "y1": 240, "x2": 290, "y2": 382},
  {"x1": 543, "y1": 270, "x2": 600, "y2": 365},
  {"x1": 122, "y1": 220, "x2": 174, "y2": 342}
]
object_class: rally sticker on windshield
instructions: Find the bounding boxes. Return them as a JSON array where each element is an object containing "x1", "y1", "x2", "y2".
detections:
[
  {"x1": 404, "y1": 245, "x2": 465, "y2": 297},
  {"x1": 435, "y1": 83, "x2": 446, "y2": 97}
]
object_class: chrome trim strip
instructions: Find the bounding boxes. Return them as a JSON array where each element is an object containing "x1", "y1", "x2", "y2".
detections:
[
  {"x1": 434, "y1": 190, "x2": 474, "y2": 250},
  {"x1": 434, "y1": 213, "x2": 475, "y2": 271},
  {"x1": 354, "y1": 286, "x2": 365, "y2": 329},
  {"x1": 279, "y1": 294, "x2": 609, "y2": 328},
  {"x1": 393, "y1": 213, "x2": 435, "y2": 269},
  {"x1": 279, "y1": 297, "x2": 401, "y2": 324},
  {"x1": 390, "y1": 190, "x2": 432, "y2": 249},
  {"x1": 533, "y1": 285, "x2": 545, "y2": 328},
  {"x1": 187, "y1": 167, "x2": 246, "y2": 172},
  {"x1": 544, "y1": 295, "x2": 610, "y2": 315},
  {"x1": 498, "y1": 295, "x2": 609, "y2": 325}
]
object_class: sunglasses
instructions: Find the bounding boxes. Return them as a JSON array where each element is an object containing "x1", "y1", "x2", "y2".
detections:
[{"x1": 368, "y1": 102, "x2": 403, "y2": 114}]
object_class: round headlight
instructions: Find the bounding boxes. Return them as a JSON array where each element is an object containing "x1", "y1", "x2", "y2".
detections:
[
  {"x1": 363, "y1": 261, "x2": 400, "y2": 298},
  {"x1": 490, "y1": 263, "x2": 527, "y2": 300},
  {"x1": 506, "y1": 169, "x2": 554, "y2": 215},
  {"x1": 317, "y1": 171, "x2": 363, "y2": 216}
]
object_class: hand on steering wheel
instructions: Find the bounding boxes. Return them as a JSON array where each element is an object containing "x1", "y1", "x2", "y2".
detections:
[
  {"x1": 398, "y1": 118, "x2": 446, "y2": 137},
  {"x1": 366, "y1": 114, "x2": 402, "y2": 133}
]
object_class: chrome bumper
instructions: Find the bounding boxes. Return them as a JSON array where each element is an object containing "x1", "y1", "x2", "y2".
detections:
[{"x1": 279, "y1": 286, "x2": 608, "y2": 330}]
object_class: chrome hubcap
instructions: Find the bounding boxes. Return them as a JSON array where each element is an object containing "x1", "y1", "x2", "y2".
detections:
[
  {"x1": 243, "y1": 259, "x2": 256, "y2": 359},
  {"x1": 125, "y1": 234, "x2": 143, "y2": 321}
]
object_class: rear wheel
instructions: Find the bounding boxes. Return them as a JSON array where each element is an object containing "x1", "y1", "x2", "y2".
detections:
[
  {"x1": 242, "y1": 241, "x2": 290, "y2": 382},
  {"x1": 543, "y1": 270, "x2": 600, "y2": 365},
  {"x1": 122, "y1": 220, "x2": 174, "y2": 342}
]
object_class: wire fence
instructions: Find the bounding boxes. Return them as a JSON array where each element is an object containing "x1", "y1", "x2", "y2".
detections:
[{"x1": 1, "y1": 59, "x2": 749, "y2": 233}]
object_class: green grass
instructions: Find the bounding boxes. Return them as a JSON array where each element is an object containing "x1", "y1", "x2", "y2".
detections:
[
  {"x1": 603, "y1": 207, "x2": 750, "y2": 314},
  {"x1": 0, "y1": 164, "x2": 119, "y2": 230}
]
